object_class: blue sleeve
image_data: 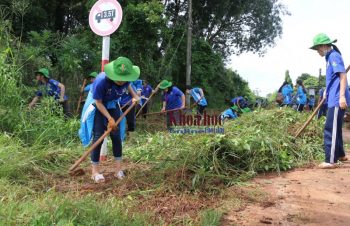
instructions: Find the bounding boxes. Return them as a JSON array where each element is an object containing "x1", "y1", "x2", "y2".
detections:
[
  {"x1": 84, "y1": 84, "x2": 91, "y2": 92},
  {"x1": 49, "y1": 79, "x2": 60, "y2": 87},
  {"x1": 329, "y1": 52, "x2": 346, "y2": 74},
  {"x1": 134, "y1": 80, "x2": 142, "y2": 91},
  {"x1": 193, "y1": 88, "x2": 199, "y2": 94},
  {"x1": 298, "y1": 87, "x2": 304, "y2": 97},
  {"x1": 93, "y1": 79, "x2": 105, "y2": 100},
  {"x1": 173, "y1": 87, "x2": 184, "y2": 97}
]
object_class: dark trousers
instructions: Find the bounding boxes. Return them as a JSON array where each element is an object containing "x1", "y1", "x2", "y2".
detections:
[
  {"x1": 297, "y1": 104, "x2": 304, "y2": 112},
  {"x1": 318, "y1": 104, "x2": 328, "y2": 119},
  {"x1": 91, "y1": 107, "x2": 122, "y2": 164},
  {"x1": 60, "y1": 100, "x2": 72, "y2": 118},
  {"x1": 324, "y1": 107, "x2": 346, "y2": 163},
  {"x1": 122, "y1": 105, "x2": 136, "y2": 132},
  {"x1": 197, "y1": 105, "x2": 206, "y2": 115},
  {"x1": 142, "y1": 103, "x2": 149, "y2": 118},
  {"x1": 309, "y1": 105, "x2": 314, "y2": 111}
]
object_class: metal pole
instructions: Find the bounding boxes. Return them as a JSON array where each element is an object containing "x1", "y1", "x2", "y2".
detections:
[
  {"x1": 100, "y1": 36, "x2": 110, "y2": 161},
  {"x1": 185, "y1": 0, "x2": 192, "y2": 107},
  {"x1": 101, "y1": 36, "x2": 110, "y2": 72}
]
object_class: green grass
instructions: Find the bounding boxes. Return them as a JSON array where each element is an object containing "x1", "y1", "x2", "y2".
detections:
[
  {"x1": 0, "y1": 179, "x2": 149, "y2": 226},
  {"x1": 125, "y1": 108, "x2": 324, "y2": 189}
]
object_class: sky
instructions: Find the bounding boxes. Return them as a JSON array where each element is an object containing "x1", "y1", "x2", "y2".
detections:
[{"x1": 229, "y1": 0, "x2": 350, "y2": 97}]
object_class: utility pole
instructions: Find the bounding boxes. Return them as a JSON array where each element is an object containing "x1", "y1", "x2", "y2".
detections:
[{"x1": 185, "y1": 0, "x2": 192, "y2": 107}]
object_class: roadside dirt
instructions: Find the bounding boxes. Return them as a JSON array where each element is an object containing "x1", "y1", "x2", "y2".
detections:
[{"x1": 222, "y1": 127, "x2": 350, "y2": 226}]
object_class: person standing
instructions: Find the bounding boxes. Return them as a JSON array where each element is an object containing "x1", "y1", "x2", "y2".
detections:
[
  {"x1": 278, "y1": 81, "x2": 293, "y2": 107},
  {"x1": 317, "y1": 87, "x2": 328, "y2": 119},
  {"x1": 310, "y1": 33, "x2": 349, "y2": 168},
  {"x1": 308, "y1": 95, "x2": 315, "y2": 111},
  {"x1": 296, "y1": 80, "x2": 307, "y2": 112},
  {"x1": 159, "y1": 80, "x2": 185, "y2": 128},
  {"x1": 83, "y1": 72, "x2": 98, "y2": 93},
  {"x1": 185, "y1": 85, "x2": 208, "y2": 115},
  {"x1": 90, "y1": 56, "x2": 140, "y2": 182},
  {"x1": 120, "y1": 79, "x2": 142, "y2": 134},
  {"x1": 28, "y1": 68, "x2": 70, "y2": 117},
  {"x1": 140, "y1": 80, "x2": 153, "y2": 118}
]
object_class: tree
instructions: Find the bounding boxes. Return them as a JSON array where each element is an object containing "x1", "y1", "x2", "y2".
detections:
[
  {"x1": 284, "y1": 70, "x2": 292, "y2": 85},
  {"x1": 165, "y1": 0, "x2": 289, "y2": 58},
  {"x1": 296, "y1": 73, "x2": 326, "y2": 88}
]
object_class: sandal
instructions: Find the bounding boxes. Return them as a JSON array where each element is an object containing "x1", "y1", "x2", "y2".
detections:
[
  {"x1": 318, "y1": 162, "x2": 336, "y2": 169},
  {"x1": 114, "y1": 170, "x2": 125, "y2": 180},
  {"x1": 91, "y1": 173, "x2": 105, "y2": 183},
  {"x1": 338, "y1": 156, "x2": 348, "y2": 162}
]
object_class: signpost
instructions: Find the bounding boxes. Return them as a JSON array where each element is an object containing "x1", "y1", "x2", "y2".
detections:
[
  {"x1": 89, "y1": 0, "x2": 123, "y2": 160},
  {"x1": 89, "y1": 0, "x2": 123, "y2": 70}
]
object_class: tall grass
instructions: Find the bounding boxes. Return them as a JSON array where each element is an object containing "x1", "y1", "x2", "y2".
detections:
[{"x1": 0, "y1": 179, "x2": 149, "y2": 225}]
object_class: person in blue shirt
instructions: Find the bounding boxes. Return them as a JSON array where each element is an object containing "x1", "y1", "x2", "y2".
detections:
[
  {"x1": 296, "y1": 80, "x2": 307, "y2": 112},
  {"x1": 120, "y1": 79, "x2": 142, "y2": 133},
  {"x1": 140, "y1": 80, "x2": 154, "y2": 118},
  {"x1": 83, "y1": 72, "x2": 98, "y2": 93},
  {"x1": 220, "y1": 106, "x2": 238, "y2": 122},
  {"x1": 90, "y1": 56, "x2": 140, "y2": 182},
  {"x1": 308, "y1": 95, "x2": 315, "y2": 111},
  {"x1": 317, "y1": 87, "x2": 328, "y2": 119},
  {"x1": 310, "y1": 33, "x2": 349, "y2": 168},
  {"x1": 159, "y1": 80, "x2": 185, "y2": 128},
  {"x1": 278, "y1": 81, "x2": 293, "y2": 107},
  {"x1": 185, "y1": 85, "x2": 208, "y2": 115},
  {"x1": 28, "y1": 68, "x2": 70, "y2": 117}
]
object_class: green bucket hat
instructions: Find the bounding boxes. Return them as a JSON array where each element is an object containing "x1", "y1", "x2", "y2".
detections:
[
  {"x1": 310, "y1": 33, "x2": 337, "y2": 50},
  {"x1": 35, "y1": 68, "x2": 50, "y2": 78},
  {"x1": 88, "y1": 72, "x2": 98, "y2": 78},
  {"x1": 159, "y1": 80, "x2": 172, "y2": 89},
  {"x1": 104, "y1": 57, "x2": 140, "y2": 82}
]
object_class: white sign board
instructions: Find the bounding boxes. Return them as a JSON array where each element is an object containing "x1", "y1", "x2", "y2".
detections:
[{"x1": 89, "y1": 0, "x2": 123, "y2": 36}]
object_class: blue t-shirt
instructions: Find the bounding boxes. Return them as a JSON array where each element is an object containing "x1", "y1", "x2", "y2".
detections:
[
  {"x1": 282, "y1": 84, "x2": 293, "y2": 105},
  {"x1": 325, "y1": 50, "x2": 350, "y2": 107},
  {"x1": 141, "y1": 84, "x2": 153, "y2": 98},
  {"x1": 190, "y1": 88, "x2": 207, "y2": 106},
  {"x1": 92, "y1": 73, "x2": 129, "y2": 104},
  {"x1": 162, "y1": 86, "x2": 184, "y2": 110},
  {"x1": 297, "y1": 86, "x2": 307, "y2": 105},
  {"x1": 36, "y1": 79, "x2": 68, "y2": 100},
  {"x1": 231, "y1": 96, "x2": 243, "y2": 105},
  {"x1": 84, "y1": 84, "x2": 92, "y2": 93},
  {"x1": 308, "y1": 98, "x2": 315, "y2": 106},
  {"x1": 120, "y1": 80, "x2": 142, "y2": 106}
]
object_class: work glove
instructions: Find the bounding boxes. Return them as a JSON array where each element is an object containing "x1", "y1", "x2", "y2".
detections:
[{"x1": 107, "y1": 117, "x2": 117, "y2": 131}]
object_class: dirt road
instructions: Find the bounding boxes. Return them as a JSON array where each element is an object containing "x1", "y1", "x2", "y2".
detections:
[{"x1": 224, "y1": 128, "x2": 350, "y2": 226}]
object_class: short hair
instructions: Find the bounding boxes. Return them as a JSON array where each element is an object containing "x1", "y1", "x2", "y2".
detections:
[{"x1": 185, "y1": 85, "x2": 192, "y2": 90}]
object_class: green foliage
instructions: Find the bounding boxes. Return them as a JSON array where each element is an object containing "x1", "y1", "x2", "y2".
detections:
[
  {"x1": 297, "y1": 73, "x2": 326, "y2": 88},
  {"x1": 200, "y1": 209, "x2": 222, "y2": 226},
  {"x1": 284, "y1": 70, "x2": 293, "y2": 85},
  {"x1": 0, "y1": 179, "x2": 148, "y2": 225},
  {"x1": 0, "y1": 133, "x2": 80, "y2": 182},
  {"x1": 125, "y1": 108, "x2": 324, "y2": 189}
]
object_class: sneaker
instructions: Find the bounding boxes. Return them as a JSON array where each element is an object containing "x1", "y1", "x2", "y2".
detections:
[
  {"x1": 115, "y1": 170, "x2": 125, "y2": 180},
  {"x1": 318, "y1": 162, "x2": 336, "y2": 169}
]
